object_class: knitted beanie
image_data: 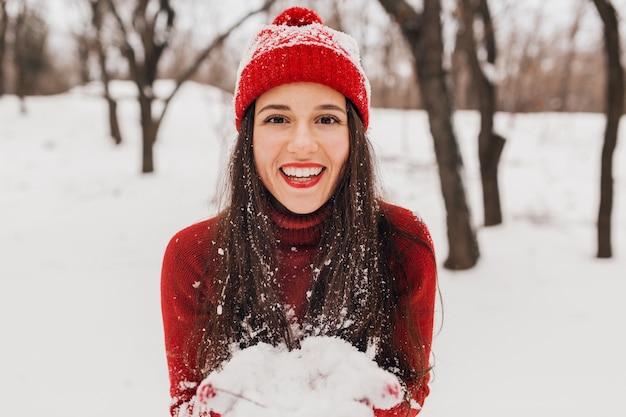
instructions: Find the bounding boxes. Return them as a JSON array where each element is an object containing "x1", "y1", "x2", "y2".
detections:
[{"x1": 234, "y1": 6, "x2": 371, "y2": 131}]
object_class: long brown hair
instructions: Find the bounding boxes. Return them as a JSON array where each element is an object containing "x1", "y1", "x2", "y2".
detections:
[{"x1": 195, "y1": 100, "x2": 432, "y2": 389}]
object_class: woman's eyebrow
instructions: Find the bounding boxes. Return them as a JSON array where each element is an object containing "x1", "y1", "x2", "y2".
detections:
[
  {"x1": 256, "y1": 103, "x2": 347, "y2": 115},
  {"x1": 316, "y1": 104, "x2": 347, "y2": 114},
  {"x1": 256, "y1": 104, "x2": 290, "y2": 115}
]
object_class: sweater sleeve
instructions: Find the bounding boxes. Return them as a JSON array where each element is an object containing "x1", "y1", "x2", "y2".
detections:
[
  {"x1": 376, "y1": 202, "x2": 438, "y2": 416},
  {"x1": 161, "y1": 220, "x2": 216, "y2": 417}
]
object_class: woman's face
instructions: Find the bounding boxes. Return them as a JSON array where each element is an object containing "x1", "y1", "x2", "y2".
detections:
[{"x1": 253, "y1": 82, "x2": 350, "y2": 214}]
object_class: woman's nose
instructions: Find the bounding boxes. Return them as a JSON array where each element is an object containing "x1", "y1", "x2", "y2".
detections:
[{"x1": 286, "y1": 123, "x2": 318, "y2": 154}]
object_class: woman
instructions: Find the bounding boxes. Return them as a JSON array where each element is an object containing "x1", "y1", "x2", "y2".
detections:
[{"x1": 161, "y1": 6, "x2": 437, "y2": 417}]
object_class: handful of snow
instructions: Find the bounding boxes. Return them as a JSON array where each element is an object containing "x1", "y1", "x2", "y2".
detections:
[{"x1": 195, "y1": 336, "x2": 404, "y2": 417}]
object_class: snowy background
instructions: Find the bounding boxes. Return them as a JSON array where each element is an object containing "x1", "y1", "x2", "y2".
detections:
[{"x1": 1, "y1": 81, "x2": 625, "y2": 417}]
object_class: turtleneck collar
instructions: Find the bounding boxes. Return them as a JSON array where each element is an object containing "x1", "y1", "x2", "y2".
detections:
[{"x1": 268, "y1": 199, "x2": 332, "y2": 247}]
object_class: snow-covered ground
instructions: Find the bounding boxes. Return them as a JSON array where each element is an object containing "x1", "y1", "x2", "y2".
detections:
[{"x1": 1, "y1": 82, "x2": 624, "y2": 417}]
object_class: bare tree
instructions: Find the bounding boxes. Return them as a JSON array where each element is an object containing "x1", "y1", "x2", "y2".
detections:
[
  {"x1": 378, "y1": 0, "x2": 479, "y2": 270},
  {"x1": 592, "y1": 0, "x2": 623, "y2": 258},
  {"x1": 102, "y1": 0, "x2": 277, "y2": 173},
  {"x1": 451, "y1": 19, "x2": 472, "y2": 110},
  {"x1": 89, "y1": 0, "x2": 123, "y2": 145},
  {"x1": 13, "y1": 0, "x2": 49, "y2": 113},
  {"x1": 457, "y1": 0, "x2": 505, "y2": 226},
  {"x1": 75, "y1": 32, "x2": 91, "y2": 85},
  {"x1": 0, "y1": 0, "x2": 8, "y2": 97}
]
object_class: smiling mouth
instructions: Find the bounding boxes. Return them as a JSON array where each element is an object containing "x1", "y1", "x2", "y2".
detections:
[{"x1": 280, "y1": 166, "x2": 325, "y2": 183}]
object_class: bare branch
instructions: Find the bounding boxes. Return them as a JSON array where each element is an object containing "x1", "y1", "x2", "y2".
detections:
[
  {"x1": 159, "y1": 0, "x2": 278, "y2": 120},
  {"x1": 104, "y1": 0, "x2": 147, "y2": 96},
  {"x1": 377, "y1": 0, "x2": 422, "y2": 41}
]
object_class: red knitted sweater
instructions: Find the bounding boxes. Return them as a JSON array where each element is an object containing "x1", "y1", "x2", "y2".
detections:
[{"x1": 161, "y1": 201, "x2": 437, "y2": 417}]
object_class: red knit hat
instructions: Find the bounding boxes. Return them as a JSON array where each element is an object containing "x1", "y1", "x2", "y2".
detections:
[{"x1": 234, "y1": 6, "x2": 371, "y2": 131}]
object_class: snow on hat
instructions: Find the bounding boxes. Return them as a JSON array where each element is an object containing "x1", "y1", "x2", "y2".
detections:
[{"x1": 234, "y1": 6, "x2": 371, "y2": 131}]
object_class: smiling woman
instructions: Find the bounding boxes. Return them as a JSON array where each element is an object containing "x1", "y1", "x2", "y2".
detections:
[
  {"x1": 160, "y1": 6, "x2": 437, "y2": 417},
  {"x1": 253, "y1": 82, "x2": 350, "y2": 214}
]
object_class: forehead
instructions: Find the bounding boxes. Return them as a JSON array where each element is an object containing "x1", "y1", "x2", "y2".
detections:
[{"x1": 256, "y1": 82, "x2": 346, "y2": 107}]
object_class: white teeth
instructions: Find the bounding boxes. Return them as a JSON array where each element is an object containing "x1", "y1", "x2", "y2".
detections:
[{"x1": 282, "y1": 166, "x2": 323, "y2": 177}]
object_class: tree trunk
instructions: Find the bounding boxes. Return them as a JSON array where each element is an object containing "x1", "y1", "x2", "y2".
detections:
[
  {"x1": 91, "y1": 0, "x2": 123, "y2": 145},
  {"x1": 592, "y1": 0, "x2": 624, "y2": 258},
  {"x1": 106, "y1": 97, "x2": 122, "y2": 145},
  {"x1": 458, "y1": 0, "x2": 504, "y2": 226},
  {"x1": 77, "y1": 36, "x2": 91, "y2": 85},
  {"x1": 452, "y1": 26, "x2": 473, "y2": 110},
  {"x1": 142, "y1": 129, "x2": 155, "y2": 174},
  {"x1": 379, "y1": 0, "x2": 480, "y2": 269},
  {"x1": 139, "y1": 95, "x2": 158, "y2": 173},
  {"x1": 13, "y1": 3, "x2": 27, "y2": 114},
  {"x1": 98, "y1": 45, "x2": 123, "y2": 145},
  {"x1": 0, "y1": 0, "x2": 8, "y2": 97}
]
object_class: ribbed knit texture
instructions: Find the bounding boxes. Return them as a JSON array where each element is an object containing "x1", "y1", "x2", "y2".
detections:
[{"x1": 161, "y1": 202, "x2": 436, "y2": 417}]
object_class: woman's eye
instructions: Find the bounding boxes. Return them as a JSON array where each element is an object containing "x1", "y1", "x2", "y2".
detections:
[
  {"x1": 318, "y1": 115, "x2": 340, "y2": 124},
  {"x1": 265, "y1": 115, "x2": 287, "y2": 124}
]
